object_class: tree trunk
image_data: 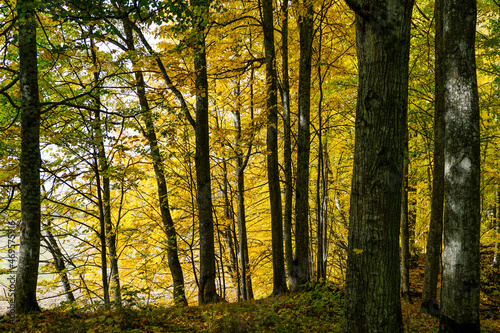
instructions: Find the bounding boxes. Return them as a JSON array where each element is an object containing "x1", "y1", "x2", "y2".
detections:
[
  {"x1": 105, "y1": 222, "x2": 121, "y2": 306},
  {"x1": 236, "y1": 162, "x2": 253, "y2": 300},
  {"x1": 421, "y1": 0, "x2": 445, "y2": 316},
  {"x1": 316, "y1": 10, "x2": 328, "y2": 283},
  {"x1": 94, "y1": 164, "x2": 110, "y2": 305},
  {"x1": 494, "y1": 188, "x2": 500, "y2": 268},
  {"x1": 293, "y1": 0, "x2": 314, "y2": 291},
  {"x1": 43, "y1": 230, "x2": 76, "y2": 303},
  {"x1": 221, "y1": 157, "x2": 240, "y2": 298},
  {"x1": 97, "y1": 129, "x2": 120, "y2": 306},
  {"x1": 89, "y1": 36, "x2": 110, "y2": 306},
  {"x1": 234, "y1": 79, "x2": 254, "y2": 300},
  {"x1": 280, "y1": 0, "x2": 294, "y2": 287},
  {"x1": 401, "y1": 132, "x2": 412, "y2": 303},
  {"x1": 191, "y1": 1, "x2": 220, "y2": 304},
  {"x1": 261, "y1": 0, "x2": 288, "y2": 295},
  {"x1": 121, "y1": 16, "x2": 188, "y2": 306},
  {"x1": 15, "y1": 0, "x2": 42, "y2": 315},
  {"x1": 342, "y1": 0, "x2": 414, "y2": 332},
  {"x1": 100, "y1": 150, "x2": 120, "y2": 307},
  {"x1": 439, "y1": 0, "x2": 481, "y2": 332}
]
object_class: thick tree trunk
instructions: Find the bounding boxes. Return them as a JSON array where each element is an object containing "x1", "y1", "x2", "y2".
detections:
[
  {"x1": 342, "y1": 0, "x2": 413, "y2": 332},
  {"x1": 439, "y1": 0, "x2": 481, "y2": 332},
  {"x1": 261, "y1": 0, "x2": 288, "y2": 295},
  {"x1": 280, "y1": 0, "x2": 294, "y2": 287},
  {"x1": 293, "y1": 0, "x2": 314, "y2": 291},
  {"x1": 120, "y1": 16, "x2": 188, "y2": 306},
  {"x1": 15, "y1": 0, "x2": 42, "y2": 315},
  {"x1": 421, "y1": 0, "x2": 445, "y2": 316}
]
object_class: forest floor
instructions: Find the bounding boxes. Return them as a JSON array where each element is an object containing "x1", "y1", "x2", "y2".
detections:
[{"x1": 1, "y1": 255, "x2": 498, "y2": 332}]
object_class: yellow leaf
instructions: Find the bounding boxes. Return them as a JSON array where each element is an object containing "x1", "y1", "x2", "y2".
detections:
[{"x1": 353, "y1": 248, "x2": 363, "y2": 254}]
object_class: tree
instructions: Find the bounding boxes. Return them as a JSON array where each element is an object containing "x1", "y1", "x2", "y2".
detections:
[
  {"x1": 421, "y1": 0, "x2": 445, "y2": 316},
  {"x1": 439, "y1": 0, "x2": 481, "y2": 331},
  {"x1": 119, "y1": 11, "x2": 188, "y2": 306},
  {"x1": 191, "y1": 0, "x2": 221, "y2": 304},
  {"x1": 233, "y1": 77, "x2": 255, "y2": 300},
  {"x1": 401, "y1": 129, "x2": 412, "y2": 303},
  {"x1": 342, "y1": 0, "x2": 414, "y2": 331},
  {"x1": 494, "y1": 189, "x2": 500, "y2": 268},
  {"x1": 42, "y1": 227, "x2": 76, "y2": 303},
  {"x1": 261, "y1": 0, "x2": 288, "y2": 295},
  {"x1": 293, "y1": 0, "x2": 314, "y2": 291},
  {"x1": 280, "y1": 0, "x2": 294, "y2": 288},
  {"x1": 89, "y1": 34, "x2": 111, "y2": 306},
  {"x1": 15, "y1": 0, "x2": 42, "y2": 315}
]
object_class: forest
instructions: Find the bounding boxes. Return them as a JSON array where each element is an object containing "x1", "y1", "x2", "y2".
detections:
[{"x1": 0, "y1": 0, "x2": 499, "y2": 332}]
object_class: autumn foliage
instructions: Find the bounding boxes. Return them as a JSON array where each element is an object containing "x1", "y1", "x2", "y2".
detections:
[{"x1": 0, "y1": 0, "x2": 499, "y2": 331}]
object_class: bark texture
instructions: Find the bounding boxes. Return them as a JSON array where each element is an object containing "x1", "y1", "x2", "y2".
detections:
[
  {"x1": 439, "y1": 0, "x2": 481, "y2": 331},
  {"x1": 342, "y1": 0, "x2": 414, "y2": 332},
  {"x1": 421, "y1": 0, "x2": 445, "y2": 315},
  {"x1": 15, "y1": 0, "x2": 42, "y2": 314},
  {"x1": 261, "y1": 0, "x2": 288, "y2": 295},
  {"x1": 293, "y1": 0, "x2": 314, "y2": 291}
]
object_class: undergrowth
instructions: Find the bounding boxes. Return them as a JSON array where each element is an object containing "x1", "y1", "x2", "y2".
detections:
[{"x1": 0, "y1": 260, "x2": 498, "y2": 332}]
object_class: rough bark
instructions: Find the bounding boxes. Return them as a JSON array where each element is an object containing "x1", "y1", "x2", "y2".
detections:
[
  {"x1": 293, "y1": 0, "x2": 314, "y2": 291},
  {"x1": 261, "y1": 0, "x2": 288, "y2": 295},
  {"x1": 342, "y1": 0, "x2": 414, "y2": 332},
  {"x1": 121, "y1": 16, "x2": 188, "y2": 306},
  {"x1": 421, "y1": 0, "x2": 445, "y2": 315},
  {"x1": 439, "y1": 0, "x2": 481, "y2": 332},
  {"x1": 15, "y1": 0, "x2": 42, "y2": 314}
]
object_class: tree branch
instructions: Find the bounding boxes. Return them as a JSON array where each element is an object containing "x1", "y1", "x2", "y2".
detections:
[{"x1": 129, "y1": 19, "x2": 196, "y2": 128}]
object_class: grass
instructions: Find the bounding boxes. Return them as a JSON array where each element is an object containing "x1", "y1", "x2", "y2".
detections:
[
  {"x1": 0, "y1": 256, "x2": 498, "y2": 332},
  {"x1": 0, "y1": 282, "x2": 343, "y2": 333}
]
